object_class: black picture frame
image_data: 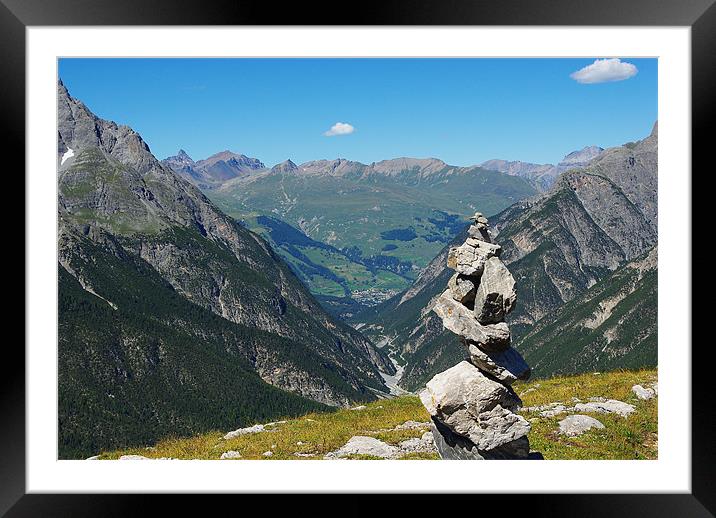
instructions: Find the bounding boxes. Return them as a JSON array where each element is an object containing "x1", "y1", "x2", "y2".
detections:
[{"x1": 5, "y1": 0, "x2": 710, "y2": 515}]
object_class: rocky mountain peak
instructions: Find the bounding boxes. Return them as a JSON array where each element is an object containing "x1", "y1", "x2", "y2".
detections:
[
  {"x1": 166, "y1": 149, "x2": 195, "y2": 165},
  {"x1": 296, "y1": 158, "x2": 369, "y2": 177},
  {"x1": 226, "y1": 154, "x2": 266, "y2": 170},
  {"x1": 58, "y1": 80, "x2": 159, "y2": 175},
  {"x1": 199, "y1": 150, "x2": 243, "y2": 166},
  {"x1": 371, "y1": 157, "x2": 449, "y2": 176},
  {"x1": 558, "y1": 145, "x2": 604, "y2": 167},
  {"x1": 271, "y1": 159, "x2": 299, "y2": 174},
  {"x1": 162, "y1": 149, "x2": 266, "y2": 186},
  {"x1": 637, "y1": 121, "x2": 658, "y2": 152}
]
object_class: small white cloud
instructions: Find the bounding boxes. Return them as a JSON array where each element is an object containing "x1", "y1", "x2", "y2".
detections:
[
  {"x1": 570, "y1": 58, "x2": 638, "y2": 84},
  {"x1": 323, "y1": 122, "x2": 355, "y2": 137}
]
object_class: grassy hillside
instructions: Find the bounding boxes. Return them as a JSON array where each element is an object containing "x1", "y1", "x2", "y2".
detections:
[
  {"x1": 206, "y1": 167, "x2": 536, "y2": 311},
  {"x1": 97, "y1": 368, "x2": 657, "y2": 461},
  {"x1": 239, "y1": 213, "x2": 416, "y2": 317}
]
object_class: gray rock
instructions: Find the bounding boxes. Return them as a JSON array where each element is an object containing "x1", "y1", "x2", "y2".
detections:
[
  {"x1": 447, "y1": 240, "x2": 501, "y2": 276},
  {"x1": 632, "y1": 384, "x2": 656, "y2": 400},
  {"x1": 471, "y1": 212, "x2": 489, "y2": 227},
  {"x1": 397, "y1": 431, "x2": 438, "y2": 455},
  {"x1": 466, "y1": 342, "x2": 530, "y2": 384},
  {"x1": 118, "y1": 455, "x2": 149, "y2": 460},
  {"x1": 540, "y1": 405, "x2": 569, "y2": 417},
  {"x1": 473, "y1": 257, "x2": 517, "y2": 324},
  {"x1": 223, "y1": 424, "x2": 265, "y2": 439},
  {"x1": 467, "y1": 222, "x2": 492, "y2": 243},
  {"x1": 262, "y1": 451, "x2": 273, "y2": 457},
  {"x1": 324, "y1": 436, "x2": 400, "y2": 459},
  {"x1": 447, "y1": 273, "x2": 477, "y2": 304},
  {"x1": 574, "y1": 399, "x2": 636, "y2": 417},
  {"x1": 432, "y1": 293, "x2": 511, "y2": 351},
  {"x1": 419, "y1": 361, "x2": 529, "y2": 451},
  {"x1": 558, "y1": 415, "x2": 605, "y2": 436},
  {"x1": 220, "y1": 450, "x2": 243, "y2": 459},
  {"x1": 430, "y1": 418, "x2": 530, "y2": 459}
]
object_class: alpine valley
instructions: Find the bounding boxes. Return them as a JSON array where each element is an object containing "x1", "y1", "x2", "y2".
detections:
[
  {"x1": 161, "y1": 144, "x2": 611, "y2": 318},
  {"x1": 57, "y1": 80, "x2": 658, "y2": 459}
]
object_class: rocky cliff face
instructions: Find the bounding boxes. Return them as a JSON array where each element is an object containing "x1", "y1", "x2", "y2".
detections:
[
  {"x1": 361, "y1": 126, "x2": 657, "y2": 390},
  {"x1": 57, "y1": 80, "x2": 393, "y2": 415},
  {"x1": 516, "y1": 246, "x2": 657, "y2": 376}
]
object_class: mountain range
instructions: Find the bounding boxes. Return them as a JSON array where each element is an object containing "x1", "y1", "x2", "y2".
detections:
[
  {"x1": 357, "y1": 124, "x2": 658, "y2": 391},
  {"x1": 480, "y1": 145, "x2": 604, "y2": 191},
  {"x1": 162, "y1": 149, "x2": 266, "y2": 189},
  {"x1": 57, "y1": 81, "x2": 394, "y2": 458},
  {"x1": 161, "y1": 145, "x2": 607, "y2": 317},
  {"x1": 57, "y1": 78, "x2": 657, "y2": 457},
  {"x1": 161, "y1": 152, "x2": 538, "y2": 315}
]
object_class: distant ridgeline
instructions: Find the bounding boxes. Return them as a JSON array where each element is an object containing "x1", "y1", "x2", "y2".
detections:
[
  {"x1": 162, "y1": 143, "x2": 608, "y2": 319},
  {"x1": 162, "y1": 151, "x2": 540, "y2": 318},
  {"x1": 56, "y1": 81, "x2": 395, "y2": 458},
  {"x1": 359, "y1": 123, "x2": 658, "y2": 391}
]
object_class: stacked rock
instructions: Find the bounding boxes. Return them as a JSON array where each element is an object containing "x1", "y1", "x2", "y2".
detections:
[{"x1": 420, "y1": 212, "x2": 534, "y2": 459}]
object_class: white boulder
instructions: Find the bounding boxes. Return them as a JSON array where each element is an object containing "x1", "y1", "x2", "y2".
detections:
[
  {"x1": 223, "y1": 424, "x2": 265, "y2": 440},
  {"x1": 632, "y1": 384, "x2": 656, "y2": 400},
  {"x1": 324, "y1": 436, "x2": 400, "y2": 459},
  {"x1": 220, "y1": 450, "x2": 243, "y2": 459},
  {"x1": 558, "y1": 415, "x2": 605, "y2": 437}
]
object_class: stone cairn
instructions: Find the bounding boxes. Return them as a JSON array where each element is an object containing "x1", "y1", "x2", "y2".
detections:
[{"x1": 419, "y1": 212, "x2": 535, "y2": 459}]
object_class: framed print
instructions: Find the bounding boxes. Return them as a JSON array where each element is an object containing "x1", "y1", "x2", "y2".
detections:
[{"x1": 5, "y1": 0, "x2": 712, "y2": 514}]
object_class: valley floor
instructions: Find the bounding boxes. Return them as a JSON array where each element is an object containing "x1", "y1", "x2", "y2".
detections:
[{"x1": 95, "y1": 368, "x2": 657, "y2": 461}]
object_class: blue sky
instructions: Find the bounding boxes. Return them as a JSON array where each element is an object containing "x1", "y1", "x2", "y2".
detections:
[{"x1": 58, "y1": 58, "x2": 657, "y2": 167}]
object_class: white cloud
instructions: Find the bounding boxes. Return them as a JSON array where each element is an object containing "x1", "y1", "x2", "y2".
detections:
[
  {"x1": 570, "y1": 58, "x2": 638, "y2": 84},
  {"x1": 323, "y1": 122, "x2": 355, "y2": 137}
]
